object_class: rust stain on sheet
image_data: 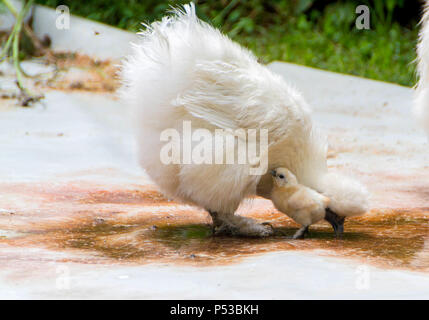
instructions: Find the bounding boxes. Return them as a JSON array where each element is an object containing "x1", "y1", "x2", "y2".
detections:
[
  {"x1": 40, "y1": 52, "x2": 119, "y2": 92},
  {"x1": 0, "y1": 182, "x2": 428, "y2": 271}
]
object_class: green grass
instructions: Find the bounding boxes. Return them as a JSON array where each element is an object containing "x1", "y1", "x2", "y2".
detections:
[
  {"x1": 236, "y1": 21, "x2": 418, "y2": 87},
  {"x1": 34, "y1": 0, "x2": 419, "y2": 87}
]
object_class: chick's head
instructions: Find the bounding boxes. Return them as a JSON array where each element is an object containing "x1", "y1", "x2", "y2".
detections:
[{"x1": 271, "y1": 167, "x2": 298, "y2": 187}]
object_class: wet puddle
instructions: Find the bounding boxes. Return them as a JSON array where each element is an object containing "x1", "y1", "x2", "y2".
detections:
[
  {"x1": 52, "y1": 212, "x2": 429, "y2": 270},
  {"x1": 0, "y1": 184, "x2": 428, "y2": 271}
]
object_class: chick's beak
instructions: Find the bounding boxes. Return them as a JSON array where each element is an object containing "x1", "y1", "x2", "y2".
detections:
[
  {"x1": 270, "y1": 169, "x2": 276, "y2": 177},
  {"x1": 325, "y1": 208, "x2": 345, "y2": 238}
]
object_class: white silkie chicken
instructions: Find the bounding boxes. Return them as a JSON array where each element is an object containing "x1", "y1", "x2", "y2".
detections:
[
  {"x1": 271, "y1": 168, "x2": 344, "y2": 239},
  {"x1": 415, "y1": 0, "x2": 429, "y2": 136},
  {"x1": 120, "y1": 3, "x2": 368, "y2": 237}
]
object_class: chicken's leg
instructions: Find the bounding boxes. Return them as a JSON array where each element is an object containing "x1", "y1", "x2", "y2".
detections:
[
  {"x1": 208, "y1": 210, "x2": 273, "y2": 237},
  {"x1": 208, "y1": 210, "x2": 222, "y2": 234}
]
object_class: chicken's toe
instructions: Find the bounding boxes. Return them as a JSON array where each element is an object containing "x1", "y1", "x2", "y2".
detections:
[{"x1": 212, "y1": 215, "x2": 274, "y2": 237}]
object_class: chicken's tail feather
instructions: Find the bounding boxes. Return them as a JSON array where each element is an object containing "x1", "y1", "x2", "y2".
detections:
[{"x1": 118, "y1": 2, "x2": 202, "y2": 128}]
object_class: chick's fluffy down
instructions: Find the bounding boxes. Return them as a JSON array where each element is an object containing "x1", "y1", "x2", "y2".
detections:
[{"x1": 273, "y1": 187, "x2": 329, "y2": 227}]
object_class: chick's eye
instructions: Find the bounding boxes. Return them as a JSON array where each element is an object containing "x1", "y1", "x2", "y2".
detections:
[{"x1": 278, "y1": 174, "x2": 284, "y2": 179}]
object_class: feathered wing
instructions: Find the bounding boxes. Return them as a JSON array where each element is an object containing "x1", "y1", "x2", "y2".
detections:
[
  {"x1": 174, "y1": 59, "x2": 311, "y2": 147},
  {"x1": 174, "y1": 62, "x2": 242, "y2": 130},
  {"x1": 287, "y1": 189, "x2": 317, "y2": 211}
]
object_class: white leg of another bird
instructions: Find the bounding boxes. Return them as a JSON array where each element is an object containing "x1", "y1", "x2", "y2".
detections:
[
  {"x1": 292, "y1": 225, "x2": 309, "y2": 239},
  {"x1": 208, "y1": 211, "x2": 273, "y2": 237}
]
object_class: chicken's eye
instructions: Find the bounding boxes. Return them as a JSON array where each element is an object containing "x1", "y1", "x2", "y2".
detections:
[{"x1": 278, "y1": 174, "x2": 285, "y2": 179}]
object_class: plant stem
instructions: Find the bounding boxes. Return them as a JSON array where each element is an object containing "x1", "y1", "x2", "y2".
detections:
[
  {"x1": 0, "y1": 19, "x2": 17, "y2": 60},
  {"x1": 2, "y1": 0, "x2": 42, "y2": 105},
  {"x1": 13, "y1": 4, "x2": 26, "y2": 92},
  {"x1": 2, "y1": 0, "x2": 45, "y2": 54},
  {"x1": 2, "y1": 0, "x2": 18, "y2": 16}
]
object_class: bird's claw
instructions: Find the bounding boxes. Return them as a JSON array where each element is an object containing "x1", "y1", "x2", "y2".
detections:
[
  {"x1": 213, "y1": 224, "x2": 239, "y2": 236},
  {"x1": 261, "y1": 221, "x2": 274, "y2": 230},
  {"x1": 213, "y1": 221, "x2": 274, "y2": 237}
]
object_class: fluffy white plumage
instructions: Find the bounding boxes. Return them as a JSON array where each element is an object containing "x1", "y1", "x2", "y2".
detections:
[
  {"x1": 120, "y1": 3, "x2": 369, "y2": 236},
  {"x1": 271, "y1": 168, "x2": 330, "y2": 239},
  {"x1": 415, "y1": 0, "x2": 429, "y2": 136}
]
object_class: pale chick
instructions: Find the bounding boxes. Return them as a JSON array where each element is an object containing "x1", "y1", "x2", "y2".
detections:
[{"x1": 271, "y1": 168, "x2": 339, "y2": 239}]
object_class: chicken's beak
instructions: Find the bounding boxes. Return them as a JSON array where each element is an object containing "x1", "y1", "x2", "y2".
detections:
[
  {"x1": 270, "y1": 169, "x2": 276, "y2": 177},
  {"x1": 325, "y1": 208, "x2": 345, "y2": 238}
]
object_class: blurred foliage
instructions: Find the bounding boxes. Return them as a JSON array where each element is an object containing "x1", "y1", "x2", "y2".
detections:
[{"x1": 34, "y1": 0, "x2": 421, "y2": 86}]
